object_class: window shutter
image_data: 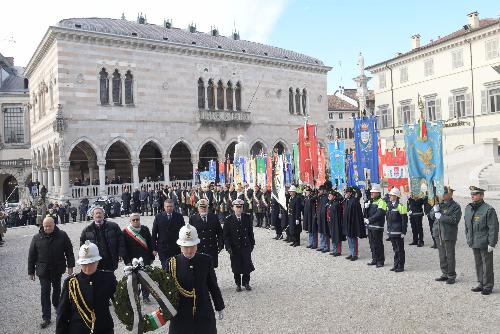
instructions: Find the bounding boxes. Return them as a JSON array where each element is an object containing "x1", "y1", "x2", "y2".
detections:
[
  {"x1": 387, "y1": 107, "x2": 393, "y2": 128},
  {"x1": 397, "y1": 106, "x2": 402, "y2": 126},
  {"x1": 409, "y1": 104, "x2": 416, "y2": 124},
  {"x1": 376, "y1": 109, "x2": 382, "y2": 129},
  {"x1": 435, "y1": 98, "x2": 442, "y2": 120},
  {"x1": 481, "y1": 90, "x2": 488, "y2": 114},
  {"x1": 448, "y1": 96, "x2": 455, "y2": 119},
  {"x1": 465, "y1": 93, "x2": 472, "y2": 116}
]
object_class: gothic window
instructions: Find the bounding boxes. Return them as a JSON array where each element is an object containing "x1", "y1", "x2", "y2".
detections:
[
  {"x1": 302, "y1": 88, "x2": 307, "y2": 115},
  {"x1": 295, "y1": 88, "x2": 301, "y2": 115},
  {"x1": 226, "y1": 81, "x2": 233, "y2": 111},
  {"x1": 125, "y1": 70, "x2": 134, "y2": 105},
  {"x1": 99, "y1": 68, "x2": 109, "y2": 105},
  {"x1": 207, "y1": 79, "x2": 215, "y2": 110},
  {"x1": 217, "y1": 80, "x2": 224, "y2": 110},
  {"x1": 3, "y1": 107, "x2": 24, "y2": 144},
  {"x1": 198, "y1": 78, "x2": 205, "y2": 109},
  {"x1": 289, "y1": 88, "x2": 294, "y2": 114},
  {"x1": 112, "y1": 69, "x2": 122, "y2": 105},
  {"x1": 235, "y1": 82, "x2": 242, "y2": 111}
]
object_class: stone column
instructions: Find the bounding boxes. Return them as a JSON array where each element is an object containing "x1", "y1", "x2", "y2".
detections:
[
  {"x1": 132, "y1": 160, "x2": 140, "y2": 190},
  {"x1": 97, "y1": 160, "x2": 106, "y2": 195},
  {"x1": 204, "y1": 83, "x2": 208, "y2": 110},
  {"x1": 53, "y1": 166, "x2": 61, "y2": 192},
  {"x1": 47, "y1": 167, "x2": 54, "y2": 194},
  {"x1": 191, "y1": 156, "x2": 198, "y2": 185},
  {"x1": 37, "y1": 168, "x2": 43, "y2": 185},
  {"x1": 42, "y1": 168, "x2": 48, "y2": 187},
  {"x1": 59, "y1": 162, "x2": 70, "y2": 198},
  {"x1": 88, "y1": 161, "x2": 96, "y2": 185},
  {"x1": 32, "y1": 167, "x2": 38, "y2": 183},
  {"x1": 163, "y1": 157, "x2": 171, "y2": 184},
  {"x1": 232, "y1": 89, "x2": 236, "y2": 111}
]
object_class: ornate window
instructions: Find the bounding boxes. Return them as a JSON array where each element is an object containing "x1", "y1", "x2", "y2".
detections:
[
  {"x1": 302, "y1": 88, "x2": 307, "y2": 115},
  {"x1": 112, "y1": 69, "x2": 122, "y2": 105},
  {"x1": 235, "y1": 82, "x2": 242, "y2": 111},
  {"x1": 125, "y1": 71, "x2": 134, "y2": 105},
  {"x1": 295, "y1": 88, "x2": 301, "y2": 115},
  {"x1": 289, "y1": 88, "x2": 294, "y2": 114},
  {"x1": 3, "y1": 107, "x2": 24, "y2": 144},
  {"x1": 226, "y1": 81, "x2": 233, "y2": 110},
  {"x1": 198, "y1": 78, "x2": 205, "y2": 109},
  {"x1": 207, "y1": 79, "x2": 215, "y2": 110},
  {"x1": 217, "y1": 80, "x2": 224, "y2": 110},
  {"x1": 99, "y1": 68, "x2": 109, "y2": 105}
]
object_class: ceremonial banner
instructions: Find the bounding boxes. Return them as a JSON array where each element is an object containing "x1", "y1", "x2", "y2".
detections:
[
  {"x1": 404, "y1": 121, "x2": 444, "y2": 198},
  {"x1": 229, "y1": 163, "x2": 234, "y2": 184},
  {"x1": 219, "y1": 161, "x2": 225, "y2": 185},
  {"x1": 199, "y1": 171, "x2": 211, "y2": 186},
  {"x1": 379, "y1": 148, "x2": 409, "y2": 194},
  {"x1": 293, "y1": 144, "x2": 300, "y2": 184},
  {"x1": 316, "y1": 147, "x2": 326, "y2": 187},
  {"x1": 354, "y1": 116, "x2": 379, "y2": 185},
  {"x1": 234, "y1": 157, "x2": 244, "y2": 186},
  {"x1": 208, "y1": 160, "x2": 217, "y2": 182},
  {"x1": 285, "y1": 153, "x2": 293, "y2": 185},
  {"x1": 297, "y1": 124, "x2": 319, "y2": 185},
  {"x1": 272, "y1": 155, "x2": 287, "y2": 209},
  {"x1": 256, "y1": 157, "x2": 266, "y2": 187},
  {"x1": 266, "y1": 156, "x2": 273, "y2": 188},
  {"x1": 347, "y1": 154, "x2": 358, "y2": 187},
  {"x1": 328, "y1": 141, "x2": 346, "y2": 191}
]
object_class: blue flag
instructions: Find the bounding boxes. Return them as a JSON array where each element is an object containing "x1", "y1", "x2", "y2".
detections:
[
  {"x1": 208, "y1": 160, "x2": 216, "y2": 182},
  {"x1": 347, "y1": 154, "x2": 357, "y2": 187},
  {"x1": 404, "y1": 121, "x2": 444, "y2": 199},
  {"x1": 328, "y1": 141, "x2": 346, "y2": 191},
  {"x1": 354, "y1": 116, "x2": 379, "y2": 185}
]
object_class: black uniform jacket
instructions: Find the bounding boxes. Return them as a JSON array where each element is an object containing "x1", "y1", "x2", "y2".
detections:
[
  {"x1": 168, "y1": 253, "x2": 225, "y2": 334},
  {"x1": 151, "y1": 211, "x2": 184, "y2": 259},
  {"x1": 328, "y1": 200, "x2": 346, "y2": 243},
  {"x1": 56, "y1": 270, "x2": 117, "y2": 334},
  {"x1": 223, "y1": 213, "x2": 255, "y2": 274},
  {"x1": 189, "y1": 213, "x2": 224, "y2": 268},
  {"x1": 303, "y1": 195, "x2": 316, "y2": 233},
  {"x1": 342, "y1": 197, "x2": 367, "y2": 238}
]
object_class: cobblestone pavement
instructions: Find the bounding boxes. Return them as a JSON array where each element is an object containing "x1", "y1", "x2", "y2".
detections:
[{"x1": 1, "y1": 196, "x2": 500, "y2": 333}]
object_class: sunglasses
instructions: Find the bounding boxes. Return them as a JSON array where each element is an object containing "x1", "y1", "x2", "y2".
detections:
[{"x1": 131, "y1": 218, "x2": 140, "y2": 221}]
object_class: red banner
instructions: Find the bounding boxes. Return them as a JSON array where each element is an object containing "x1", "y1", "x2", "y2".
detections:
[
  {"x1": 297, "y1": 124, "x2": 319, "y2": 185},
  {"x1": 266, "y1": 155, "x2": 272, "y2": 188},
  {"x1": 379, "y1": 147, "x2": 409, "y2": 193},
  {"x1": 316, "y1": 147, "x2": 326, "y2": 187}
]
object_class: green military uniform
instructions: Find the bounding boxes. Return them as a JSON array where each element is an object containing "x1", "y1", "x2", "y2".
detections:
[
  {"x1": 430, "y1": 196, "x2": 462, "y2": 281},
  {"x1": 464, "y1": 186, "x2": 499, "y2": 294}
]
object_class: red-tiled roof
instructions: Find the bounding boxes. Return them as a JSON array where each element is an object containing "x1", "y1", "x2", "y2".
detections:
[{"x1": 328, "y1": 94, "x2": 357, "y2": 111}]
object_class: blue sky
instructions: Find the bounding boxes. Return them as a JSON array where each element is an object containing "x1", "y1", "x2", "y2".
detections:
[{"x1": 269, "y1": 0, "x2": 500, "y2": 93}]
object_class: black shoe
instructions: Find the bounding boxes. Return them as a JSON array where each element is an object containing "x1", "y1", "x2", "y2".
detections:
[
  {"x1": 481, "y1": 289, "x2": 492, "y2": 295},
  {"x1": 446, "y1": 278, "x2": 456, "y2": 285},
  {"x1": 367, "y1": 261, "x2": 376, "y2": 266},
  {"x1": 293, "y1": 243, "x2": 300, "y2": 247},
  {"x1": 390, "y1": 267, "x2": 396, "y2": 271},
  {"x1": 394, "y1": 268, "x2": 404, "y2": 273},
  {"x1": 290, "y1": 242, "x2": 296, "y2": 246},
  {"x1": 409, "y1": 242, "x2": 418, "y2": 246},
  {"x1": 236, "y1": 285, "x2": 242, "y2": 292},
  {"x1": 284, "y1": 238, "x2": 290, "y2": 242},
  {"x1": 350, "y1": 256, "x2": 358, "y2": 261},
  {"x1": 316, "y1": 248, "x2": 324, "y2": 252},
  {"x1": 418, "y1": 241, "x2": 424, "y2": 247},
  {"x1": 277, "y1": 235, "x2": 283, "y2": 240},
  {"x1": 244, "y1": 284, "x2": 252, "y2": 291},
  {"x1": 376, "y1": 263, "x2": 384, "y2": 268},
  {"x1": 40, "y1": 320, "x2": 51, "y2": 329},
  {"x1": 431, "y1": 244, "x2": 437, "y2": 249},
  {"x1": 471, "y1": 286, "x2": 483, "y2": 292},
  {"x1": 321, "y1": 249, "x2": 329, "y2": 253},
  {"x1": 306, "y1": 245, "x2": 312, "y2": 249},
  {"x1": 273, "y1": 236, "x2": 279, "y2": 240},
  {"x1": 333, "y1": 253, "x2": 341, "y2": 257},
  {"x1": 345, "y1": 255, "x2": 352, "y2": 260},
  {"x1": 435, "y1": 276, "x2": 448, "y2": 282},
  {"x1": 310, "y1": 247, "x2": 317, "y2": 250}
]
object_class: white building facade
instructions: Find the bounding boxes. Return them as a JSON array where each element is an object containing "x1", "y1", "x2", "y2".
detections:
[{"x1": 24, "y1": 17, "x2": 330, "y2": 201}]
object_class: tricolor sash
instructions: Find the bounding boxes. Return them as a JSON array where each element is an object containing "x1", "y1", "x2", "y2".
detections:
[{"x1": 125, "y1": 226, "x2": 148, "y2": 250}]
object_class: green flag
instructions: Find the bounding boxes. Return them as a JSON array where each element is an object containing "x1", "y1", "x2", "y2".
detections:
[{"x1": 293, "y1": 143, "x2": 300, "y2": 183}]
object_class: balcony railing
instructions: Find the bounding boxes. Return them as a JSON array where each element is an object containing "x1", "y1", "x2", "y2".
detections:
[
  {"x1": 0, "y1": 158, "x2": 32, "y2": 168},
  {"x1": 198, "y1": 109, "x2": 251, "y2": 124}
]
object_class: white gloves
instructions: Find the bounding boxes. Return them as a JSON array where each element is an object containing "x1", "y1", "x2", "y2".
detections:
[
  {"x1": 218, "y1": 310, "x2": 224, "y2": 320},
  {"x1": 364, "y1": 218, "x2": 369, "y2": 225},
  {"x1": 401, "y1": 234, "x2": 405, "y2": 239},
  {"x1": 278, "y1": 214, "x2": 282, "y2": 219},
  {"x1": 433, "y1": 204, "x2": 440, "y2": 212},
  {"x1": 434, "y1": 212, "x2": 442, "y2": 220},
  {"x1": 488, "y1": 245, "x2": 495, "y2": 253},
  {"x1": 364, "y1": 202, "x2": 370, "y2": 209},
  {"x1": 295, "y1": 220, "x2": 300, "y2": 225}
]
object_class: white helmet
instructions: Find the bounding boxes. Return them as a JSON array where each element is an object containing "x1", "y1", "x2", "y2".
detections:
[
  {"x1": 370, "y1": 184, "x2": 383, "y2": 193},
  {"x1": 289, "y1": 185, "x2": 297, "y2": 192},
  {"x1": 177, "y1": 223, "x2": 200, "y2": 247},
  {"x1": 77, "y1": 240, "x2": 102, "y2": 265},
  {"x1": 389, "y1": 187, "x2": 401, "y2": 198}
]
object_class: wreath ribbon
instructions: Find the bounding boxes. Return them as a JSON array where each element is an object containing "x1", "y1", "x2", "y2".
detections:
[{"x1": 123, "y1": 258, "x2": 177, "y2": 333}]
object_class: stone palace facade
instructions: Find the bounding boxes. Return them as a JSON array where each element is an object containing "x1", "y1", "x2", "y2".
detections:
[{"x1": 24, "y1": 16, "x2": 330, "y2": 201}]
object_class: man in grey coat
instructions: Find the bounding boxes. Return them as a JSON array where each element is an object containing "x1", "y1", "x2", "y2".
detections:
[
  {"x1": 430, "y1": 186, "x2": 462, "y2": 284},
  {"x1": 464, "y1": 186, "x2": 499, "y2": 295}
]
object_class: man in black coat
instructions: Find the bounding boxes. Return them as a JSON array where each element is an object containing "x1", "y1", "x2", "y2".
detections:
[
  {"x1": 287, "y1": 186, "x2": 303, "y2": 247},
  {"x1": 189, "y1": 199, "x2": 224, "y2": 268},
  {"x1": 328, "y1": 190, "x2": 345, "y2": 256},
  {"x1": 152, "y1": 198, "x2": 185, "y2": 269},
  {"x1": 316, "y1": 185, "x2": 329, "y2": 253},
  {"x1": 79, "y1": 207, "x2": 126, "y2": 272},
  {"x1": 271, "y1": 197, "x2": 283, "y2": 239},
  {"x1": 342, "y1": 187, "x2": 367, "y2": 261},
  {"x1": 223, "y1": 199, "x2": 255, "y2": 291},
  {"x1": 167, "y1": 223, "x2": 225, "y2": 334},
  {"x1": 303, "y1": 187, "x2": 318, "y2": 249},
  {"x1": 121, "y1": 188, "x2": 131, "y2": 216},
  {"x1": 28, "y1": 217, "x2": 75, "y2": 329},
  {"x1": 132, "y1": 188, "x2": 141, "y2": 213}
]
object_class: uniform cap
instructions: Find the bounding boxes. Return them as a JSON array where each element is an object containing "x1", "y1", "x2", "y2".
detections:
[
  {"x1": 196, "y1": 199, "x2": 209, "y2": 208},
  {"x1": 232, "y1": 199, "x2": 245, "y2": 206},
  {"x1": 177, "y1": 223, "x2": 200, "y2": 247},
  {"x1": 444, "y1": 186, "x2": 455, "y2": 194},
  {"x1": 77, "y1": 240, "x2": 102, "y2": 265},
  {"x1": 469, "y1": 185, "x2": 485, "y2": 194}
]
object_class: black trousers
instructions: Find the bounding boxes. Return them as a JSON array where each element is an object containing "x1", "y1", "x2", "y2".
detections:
[
  {"x1": 368, "y1": 229, "x2": 385, "y2": 264},
  {"x1": 390, "y1": 237, "x2": 405, "y2": 269},
  {"x1": 410, "y1": 215, "x2": 424, "y2": 243},
  {"x1": 274, "y1": 215, "x2": 283, "y2": 236},
  {"x1": 234, "y1": 273, "x2": 251, "y2": 286},
  {"x1": 39, "y1": 274, "x2": 61, "y2": 321},
  {"x1": 255, "y1": 213, "x2": 264, "y2": 227},
  {"x1": 427, "y1": 215, "x2": 436, "y2": 243}
]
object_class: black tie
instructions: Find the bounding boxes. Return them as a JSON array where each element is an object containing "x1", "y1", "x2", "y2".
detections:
[{"x1": 203, "y1": 216, "x2": 206, "y2": 223}]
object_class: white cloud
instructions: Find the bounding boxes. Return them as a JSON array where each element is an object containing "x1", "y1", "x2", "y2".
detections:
[{"x1": 0, "y1": 0, "x2": 289, "y2": 67}]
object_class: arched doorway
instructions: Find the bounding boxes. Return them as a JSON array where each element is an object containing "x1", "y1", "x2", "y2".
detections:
[
  {"x1": 69, "y1": 141, "x2": 98, "y2": 185},
  {"x1": 139, "y1": 142, "x2": 163, "y2": 182},
  {"x1": 225, "y1": 142, "x2": 237, "y2": 163},
  {"x1": 273, "y1": 142, "x2": 286, "y2": 155},
  {"x1": 170, "y1": 142, "x2": 192, "y2": 181},
  {"x1": 198, "y1": 142, "x2": 218, "y2": 172},
  {"x1": 250, "y1": 141, "x2": 264, "y2": 157},
  {"x1": 3, "y1": 175, "x2": 19, "y2": 203},
  {"x1": 105, "y1": 142, "x2": 131, "y2": 184}
]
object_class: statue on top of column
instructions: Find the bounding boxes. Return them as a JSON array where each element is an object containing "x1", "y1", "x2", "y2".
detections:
[
  {"x1": 357, "y1": 52, "x2": 365, "y2": 76},
  {"x1": 234, "y1": 135, "x2": 250, "y2": 159}
]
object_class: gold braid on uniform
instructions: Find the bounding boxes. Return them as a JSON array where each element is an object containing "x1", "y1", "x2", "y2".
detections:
[
  {"x1": 68, "y1": 277, "x2": 96, "y2": 333},
  {"x1": 169, "y1": 257, "x2": 196, "y2": 316}
]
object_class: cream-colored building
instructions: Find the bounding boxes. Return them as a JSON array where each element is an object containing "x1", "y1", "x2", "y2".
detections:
[
  {"x1": 366, "y1": 12, "x2": 500, "y2": 155},
  {"x1": 0, "y1": 53, "x2": 31, "y2": 203},
  {"x1": 24, "y1": 16, "x2": 330, "y2": 201}
]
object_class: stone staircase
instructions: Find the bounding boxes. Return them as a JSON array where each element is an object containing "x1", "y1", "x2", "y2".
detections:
[{"x1": 478, "y1": 163, "x2": 500, "y2": 191}]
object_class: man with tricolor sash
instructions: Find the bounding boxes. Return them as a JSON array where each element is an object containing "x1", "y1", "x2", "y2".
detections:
[{"x1": 123, "y1": 213, "x2": 155, "y2": 303}]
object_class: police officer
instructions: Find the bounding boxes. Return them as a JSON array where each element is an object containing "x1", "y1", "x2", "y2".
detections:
[
  {"x1": 430, "y1": 186, "x2": 462, "y2": 284},
  {"x1": 167, "y1": 223, "x2": 225, "y2": 334},
  {"x1": 407, "y1": 194, "x2": 426, "y2": 247},
  {"x1": 56, "y1": 241, "x2": 117, "y2": 334},
  {"x1": 287, "y1": 185, "x2": 303, "y2": 247},
  {"x1": 223, "y1": 199, "x2": 255, "y2": 291},
  {"x1": 189, "y1": 199, "x2": 224, "y2": 268},
  {"x1": 386, "y1": 188, "x2": 408, "y2": 273},
  {"x1": 364, "y1": 184, "x2": 387, "y2": 267},
  {"x1": 464, "y1": 186, "x2": 499, "y2": 295}
]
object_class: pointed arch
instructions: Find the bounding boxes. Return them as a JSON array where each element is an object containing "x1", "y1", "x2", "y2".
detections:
[
  {"x1": 103, "y1": 137, "x2": 135, "y2": 161},
  {"x1": 65, "y1": 137, "x2": 103, "y2": 161}
]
